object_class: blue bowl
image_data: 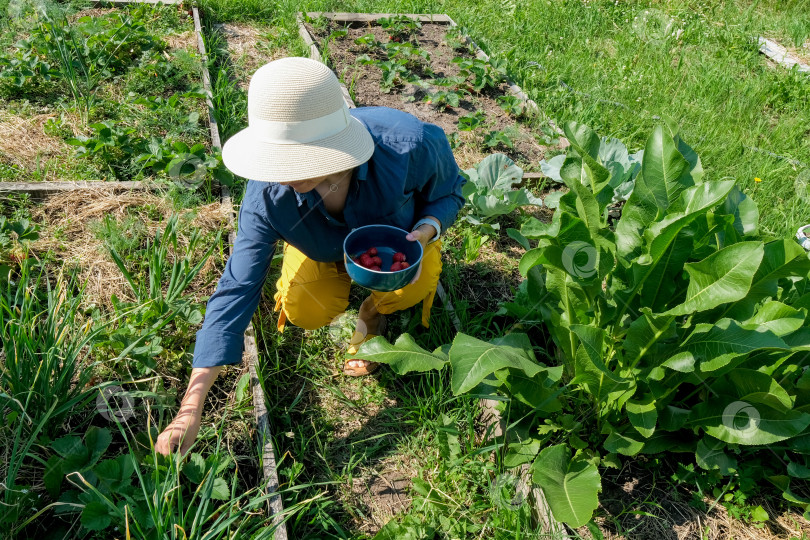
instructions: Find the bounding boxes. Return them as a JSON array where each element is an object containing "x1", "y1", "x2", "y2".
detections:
[{"x1": 344, "y1": 225, "x2": 423, "y2": 292}]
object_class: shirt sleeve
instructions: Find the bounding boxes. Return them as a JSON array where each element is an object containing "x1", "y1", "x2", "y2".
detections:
[
  {"x1": 192, "y1": 188, "x2": 279, "y2": 368},
  {"x1": 410, "y1": 123, "x2": 467, "y2": 234}
]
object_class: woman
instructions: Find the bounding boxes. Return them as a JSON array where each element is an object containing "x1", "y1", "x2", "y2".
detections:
[{"x1": 156, "y1": 57, "x2": 466, "y2": 455}]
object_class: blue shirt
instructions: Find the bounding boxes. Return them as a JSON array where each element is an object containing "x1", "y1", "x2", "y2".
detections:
[{"x1": 192, "y1": 106, "x2": 466, "y2": 368}]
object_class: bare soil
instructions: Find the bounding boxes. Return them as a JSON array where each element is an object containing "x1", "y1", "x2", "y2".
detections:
[{"x1": 306, "y1": 21, "x2": 555, "y2": 171}]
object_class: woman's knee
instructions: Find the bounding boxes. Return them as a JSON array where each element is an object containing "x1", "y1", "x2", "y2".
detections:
[{"x1": 280, "y1": 280, "x2": 350, "y2": 330}]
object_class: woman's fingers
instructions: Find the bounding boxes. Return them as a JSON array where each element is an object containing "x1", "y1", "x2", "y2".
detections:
[{"x1": 155, "y1": 410, "x2": 200, "y2": 456}]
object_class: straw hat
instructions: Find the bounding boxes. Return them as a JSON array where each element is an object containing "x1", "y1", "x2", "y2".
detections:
[{"x1": 222, "y1": 57, "x2": 375, "y2": 182}]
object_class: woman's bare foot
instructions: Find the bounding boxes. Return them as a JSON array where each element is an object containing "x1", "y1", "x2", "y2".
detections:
[{"x1": 345, "y1": 297, "x2": 385, "y2": 374}]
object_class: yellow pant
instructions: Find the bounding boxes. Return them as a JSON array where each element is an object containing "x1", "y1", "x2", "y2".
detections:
[{"x1": 273, "y1": 240, "x2": 442, "y2": 332}]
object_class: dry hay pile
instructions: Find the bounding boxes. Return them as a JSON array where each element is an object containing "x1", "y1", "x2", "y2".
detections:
[
  {"x1": 31, "y1": 189, "x2": 230, "y2": 308},
  {"x1": 0, "y1": 110, "x2": 67, "y2": 180}
]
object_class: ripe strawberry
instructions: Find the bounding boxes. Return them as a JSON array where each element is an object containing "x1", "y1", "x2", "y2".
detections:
[
  {"x1": 367, "y1": 247, "x2": 378, "y2": 256},
  {"x1": 400, "y1": 262, "x2": 410, "y2": 269},
  {"x1": 360, "y1": 254, "x2": 373, "y2": 267},
  {"x1": 370, "y1": 265, "x2": 381, "y2": 271},
  {"x1": 372, "y1": 256, "x2": 382, "y2": 266},
  {"x1": 393, "y1": 252, "x2": 406, "y2": 262},
  {"x1": 390, "y1": 262, "x2": 402, "y2": 271}
]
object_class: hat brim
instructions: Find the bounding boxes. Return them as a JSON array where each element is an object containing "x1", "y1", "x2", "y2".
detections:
[{"x1": 222, "y1": 117, "x2": 375, "y2": 183}]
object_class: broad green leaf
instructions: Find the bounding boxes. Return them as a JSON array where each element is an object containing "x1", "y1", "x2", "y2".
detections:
[
  {"x1": 743, "y1": 301, "x2": 806, "y2": 337},
  {"x1": 666, "y1": 242, "x2": 764, "y2": 316},
  {"x1": 696, "y1": 438, "x2": 737, "y2": 475},
  {"x1": 663, "y1": 318, "x2": 787, "y2": 372},
  {"x1": 563, "y1": 121, "x2": 600, "y2": 159},
  {"x1": 626, "y1": 397, "x2": 657, "y2": 438},
  {"x1": 571, "y1": 325, "x2": 634, "y2": 404},
  {"x1": 531, "y1": 444, "x2": 601, "y2": 527},
  {"x1": 354, "y1": 334, "x2": 448, "y2": 375},
  {"x1": 183, "y1": 453, "x2": 206, "y2": 484},
  {"x1": 603, "y1": 431, "x2": 644, "y2": 456},
  {"x1": 788, "y1": 461, "x2": 810, "y2": 479},
  {"x1": 507, "y1": 228, "x2": 530, "y2": 250},
  {"x1": 638, "y1": 124, "x2": 694, "y2": 217},
  {"x1": 658, "y1": 405, "x2": 691, "y2": 431},
  {"x1": 720, "y1": 185, "x2": 759, "y2": 237},
  {"x1": 81, "y1": 501, "x2": 112, "y2": 531},
  {"x1": 540, "y1": 154, "x2": 565, "y2": 182},
  {"x1": 615, "y1": 126, "x2": 695, "y2": 261},
  {"x1": 503, "y1": 437, "x2": 542, "y2": 467},
  {"x1": 623, "y1": 308, "x2": 675, "y2": 369},
  {"x1": 449, "y1": 333, "x2": 542, "y2": 395},
  {"x1": 464, "y1": 153, "x2": 523, "y2": 192},
  {"x1": 713, "y1": 369, "x2": 794, "y2": 412},
  {"x1": 690, "y1": 398, "x2": 810, "y2": 445},
  {"x1": 210, "y1": 477, "x2": 230, "y2": 500},
  {"x1": 494, "y1": 368, "x2": 562, "y2": 412},
  {"x1": 724, "y1": 239, "x2": 810, "y2": 318}
]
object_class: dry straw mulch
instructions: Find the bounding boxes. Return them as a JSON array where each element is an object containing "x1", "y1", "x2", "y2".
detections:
[
  {"x1": 31, "y1": 189, "x2": 230, "y2": 308},
  {"x1": 218, "y1": 23, "x2": 288, "y2": 89},
  {"x1": 0, "y1": 110, "x2": 68, "y2": 180}
]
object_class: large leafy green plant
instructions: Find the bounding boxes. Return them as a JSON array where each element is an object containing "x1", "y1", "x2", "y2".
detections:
[
  {"x1": 355, "y1": 121, "x2": 810, "y2": 527},
  {"x1": 539, "y1": 133, "x2": 642, "y2": 206},
  {"x1": 462, "y1": 154, "x2": 543, "y2": 232}
]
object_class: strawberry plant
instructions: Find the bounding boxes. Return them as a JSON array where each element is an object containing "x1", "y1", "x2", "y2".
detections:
[
  {"x1": 424, "y1": 89, "x2": 464, "y2": 110},
  {"x1": 452, "y1": 56, "x2": 506, "y2": 92},
  {"x1": 457, "y1": 110, "x2": 485, "y2": 132},
  {"x1": 384, "y1": 41, "x2": 431, "y2": 69},
  {"x1": 378, "y1": 15, "x2": 421, "y2": 42},
  {"x1": 353, "y1": 122, "x2": 810, "y2": 527},
  {"x1": 483, "y1": 130, "x2": 514, "y2": 150},
  {"x1": 354, "y1": 33, "x2": 381, "y2": 50},
  {"x1": 496, "y1": 95, "x2": 525, "y2": 117}
]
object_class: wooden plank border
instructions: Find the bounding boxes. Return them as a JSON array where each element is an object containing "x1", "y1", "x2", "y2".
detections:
[
  {"x1": 194, "y1": 7, "x2": 288, "y2": 538},
  {"x1": 759, "y1": 37, "x2": 810, "y2": 74},
  {"x1": 299, "y1": 13, "x2": 565, "y2": 536},
  {"x1": 0, "y1": 181, "x2": 146, "y2": 196}
]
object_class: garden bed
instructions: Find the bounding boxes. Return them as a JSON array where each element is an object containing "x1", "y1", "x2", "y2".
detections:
[
  {"x1": 0, "y1": 3, "x2": 228, "y2": 188},
  {"x1": 301, "y1": 14, "x2": 562, "y2": 171}
]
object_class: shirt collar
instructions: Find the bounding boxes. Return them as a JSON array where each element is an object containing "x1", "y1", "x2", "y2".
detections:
[{"x1": 292, "y1": 162, "x2": 368, "y2": 207}]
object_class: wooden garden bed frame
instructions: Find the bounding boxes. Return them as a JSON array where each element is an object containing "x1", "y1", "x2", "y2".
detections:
[
  {"x1": 300, "y1": 12, "x2": 565, "y2": 537},
  {"x1": 0, "y1": 3, "x2": 288, "y2": 537}
]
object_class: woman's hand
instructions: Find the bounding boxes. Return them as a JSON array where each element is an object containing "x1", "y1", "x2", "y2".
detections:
[
  {"x1": 155, "y1": 366, "x2": 223, "y2": 456},
  {"x1": 406, "y1": 222, "x2": 436, "y2": 285},
  {"x1": 156, "y1": 405, "x2": 202, "y2": 456}
]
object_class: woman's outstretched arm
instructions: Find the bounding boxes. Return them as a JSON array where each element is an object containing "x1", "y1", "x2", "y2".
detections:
[{"x1": 155, "y1": 366, "x2": 223, "y2": 456}]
